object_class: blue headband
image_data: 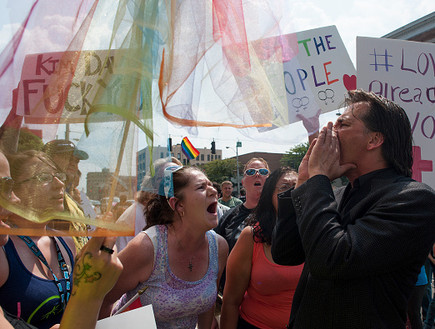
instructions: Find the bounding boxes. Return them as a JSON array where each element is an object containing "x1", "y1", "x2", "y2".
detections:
[{"x1": 161, "y1": 165, "x2": 183, "y2": 199}]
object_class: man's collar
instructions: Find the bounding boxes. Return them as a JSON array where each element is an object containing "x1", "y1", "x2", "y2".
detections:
[{"x1": 352, "y1": 168, "x2": 396, "y2": 189}]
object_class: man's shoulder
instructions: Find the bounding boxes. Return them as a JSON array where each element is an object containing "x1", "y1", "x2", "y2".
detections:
[
  {"x1": 218, "y1": 198, "x2": 229, "y2": 206},
  {"x1": 216, "y1": 204, "x2": 244, "y2": 226},
  {"x1": 373, "y1": 171, "x2": 435, "y2": 194},
  {"x1": 362, "y1": 173, "x2": 435, "y2": 208},
  {"x1": 231, "y1": 196, "x2": 243, "y2": 205},
  {"x1": 220, "y1": 204, "x2": 241, "y2": 221}
]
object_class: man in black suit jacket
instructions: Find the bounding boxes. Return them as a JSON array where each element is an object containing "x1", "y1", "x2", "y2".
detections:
[{"x1": 272, "y1": 90, "x2": 435, "y2": 329}]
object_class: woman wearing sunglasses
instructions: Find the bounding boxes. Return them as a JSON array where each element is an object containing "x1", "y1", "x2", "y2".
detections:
[
  {"x1": 220, "y1": 168, "x2": 304, "y2": 329},
  {"x1": 215, "y1": 158, "x2": 270, "y2": 252},
  {"x1": 0, "y1": 150, "x2": 75, "y2": 329}
]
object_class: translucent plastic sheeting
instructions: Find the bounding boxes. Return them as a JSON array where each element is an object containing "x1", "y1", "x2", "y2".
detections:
[
  {"x1": 0, "y1": 0, "x2": 353, "y2": 237},
  {"x1": 0, "y1": 0, "x2": 158, "y2": 237}
]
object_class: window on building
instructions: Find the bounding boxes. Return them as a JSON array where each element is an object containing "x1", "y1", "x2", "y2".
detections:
[
  {"x1": 177, "y1": 153, "x2": 181, "y2": 159},
  {"x1": 207, "y1": 154, "x2": 210, "y2": 161},
  {"x1": 201, "y1": 154, "x2": 204, "y2": 161},
  {"x1": 183, "y1": 159, "x2": 186, "y2": 165},
  {"x1": 160, "y1": 152, "x2": 164, "y2": 158},
  {"x1": 218, "y1": 155, "x2": 221, "y2": 159}
]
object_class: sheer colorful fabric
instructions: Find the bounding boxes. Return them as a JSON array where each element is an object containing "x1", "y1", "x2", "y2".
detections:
[{"x1": 0, "y1": 0, "x2": 328, "y2": 236}]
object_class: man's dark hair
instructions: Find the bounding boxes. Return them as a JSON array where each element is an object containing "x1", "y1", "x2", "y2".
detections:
[{"x1": 346, "y1": 90, "x2": 413, "y2": 177}]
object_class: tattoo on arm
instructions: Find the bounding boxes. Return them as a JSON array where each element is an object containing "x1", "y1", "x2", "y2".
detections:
[{"x1": 72, "y1": 252, "x2": 102, "y2": 295}]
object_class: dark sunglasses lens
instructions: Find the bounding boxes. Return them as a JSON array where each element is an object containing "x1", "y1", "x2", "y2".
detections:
[
  {"x1": 245, "y1": 169, "x2": 256, "y2": 176},
  {"x1": 259, "y1": 169, "x2": 269, "y2": 175}
]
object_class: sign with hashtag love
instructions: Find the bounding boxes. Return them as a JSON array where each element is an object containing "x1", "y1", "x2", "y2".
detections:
[{"x1": 357, "y1": 37, "x2": 435, "y2": 187}]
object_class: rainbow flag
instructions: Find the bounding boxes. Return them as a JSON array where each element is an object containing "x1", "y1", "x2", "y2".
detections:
[{"x1": 181, "y1": 137, "x2": 200, "y2": 159}]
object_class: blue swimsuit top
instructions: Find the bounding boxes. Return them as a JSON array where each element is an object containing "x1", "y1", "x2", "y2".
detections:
[{"x1": 0, "y1": 238, "x2": 74, "y2": 329}]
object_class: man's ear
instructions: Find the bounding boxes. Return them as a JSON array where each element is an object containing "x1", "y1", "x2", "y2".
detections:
[{"x1": 367, "y1": 132, "x2": 384, "y2": 150}]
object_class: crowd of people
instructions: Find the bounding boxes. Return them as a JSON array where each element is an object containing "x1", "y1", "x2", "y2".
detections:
[{"x1": 0, "y1": 89, "x2": 434, "y2": 329}]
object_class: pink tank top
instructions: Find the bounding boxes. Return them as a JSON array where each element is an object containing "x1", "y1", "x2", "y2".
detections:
[{"x1": 239, "y1": 241, "x2": 304, "y2": 328}]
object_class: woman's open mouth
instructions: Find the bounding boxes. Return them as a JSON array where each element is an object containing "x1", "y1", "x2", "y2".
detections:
[{"x1": 207, "y1": 202, "x2": 217, "y2": 214}]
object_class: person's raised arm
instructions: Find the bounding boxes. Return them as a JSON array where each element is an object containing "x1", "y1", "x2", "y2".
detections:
[
  {"x1": 298, "y1": 109, "x2": 321, "y2": 146},
  {"x1": 59, "y1": 236, "x2": 122, "y2": 329},
  {"x1": 99, "y1": 232, "x2": 154, "y2": 318}
]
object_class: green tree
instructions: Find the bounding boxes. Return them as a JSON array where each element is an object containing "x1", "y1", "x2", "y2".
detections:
[
  {"x1": 201, "y1": 158, "x2": 237, "y2": 183},
  {"x1": 280, "y1": 142, "x2": 309, "y2": 170}
]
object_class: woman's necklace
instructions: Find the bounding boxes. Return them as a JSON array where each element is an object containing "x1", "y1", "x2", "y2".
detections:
[{"x1": 171, "y1": 229, "x2": 206, "y2": 272}]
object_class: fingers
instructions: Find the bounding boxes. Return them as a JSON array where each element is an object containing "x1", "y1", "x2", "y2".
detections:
[
  {"x1": 79, "y1": 235, "x2": 117, "y2": 258},
  {"x1": 313, "y1": 122, "x2": 333, "y2": 149},
  {"x1": 306, "y1": 121, "x2": 343, "y2": 180},
  {"x1": 101, "y1": 236, "x2": 117, "y2": 250},
  {"x1": 305, "y1": 138, "x2": 316, "y2": 157}
]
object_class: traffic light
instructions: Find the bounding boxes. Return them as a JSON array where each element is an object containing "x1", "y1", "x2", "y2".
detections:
[
  {"x1": 168, "y1": 137, "x2": 172, "y2": 152},
  {"x1": 211, "y1": 141, "x2": 216, "y2": 154}
]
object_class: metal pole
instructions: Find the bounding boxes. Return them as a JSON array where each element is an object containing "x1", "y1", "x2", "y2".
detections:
[
  {"x1": 236, "y1": 144, "x2": 240, "y2": 197},
  {"x1": 65, "y1": 123, "x2": 70, "y2": 141}
]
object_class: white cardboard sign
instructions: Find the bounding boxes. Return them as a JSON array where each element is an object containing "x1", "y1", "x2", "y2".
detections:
[
  {"x1": 16, "y1": 49, "x2": 127, "y2": 124},
  {"x1": 95, "y1": 305, "x2": 157, "y2": 329},
  {"x1": 357, "y1": 37, "x2": 435, "y2": 187},
  {"x1": 283, "y1": 25, "x2": 356, "y2": 123}
]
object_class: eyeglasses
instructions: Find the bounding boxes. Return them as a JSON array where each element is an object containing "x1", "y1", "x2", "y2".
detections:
[
  {"x1": 0, "y1": 177, "x2": 14, "y2": 200},
  {"x1": 18, "y1": 172, "x2": 67, "y2": 185},
  {"x1": 244, "y1": 168, "x2": 269, "y2": 176}
]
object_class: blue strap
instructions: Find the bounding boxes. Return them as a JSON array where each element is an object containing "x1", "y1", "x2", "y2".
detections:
[{"x1": 18, "y1": 236, "x2": 71, "y2": 309}]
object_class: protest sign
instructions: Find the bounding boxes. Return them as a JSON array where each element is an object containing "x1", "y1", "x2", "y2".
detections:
[
  {"x1": 281, "y1": 25, "x2": 356, "y2": 124},
  {"x1": 357, "y1": 37, "x2": 435, "y2": 187},
  {"x1": 95, "y1": 305, "x2": 157, "y2": 329},
  {"x1": 16, "y1": 49, "x2": 128, "y2": 124},
  {"x1": 162, "y1": 25, "x2": 355, "y2": 131}
]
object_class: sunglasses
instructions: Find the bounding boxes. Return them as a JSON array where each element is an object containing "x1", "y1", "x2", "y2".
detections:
[
  {"x1": 0, "y1": 177, "x2": 14, "y2": 200},
  {"x1": 18, "y1": 172, "x2": 67, "y2": 185},
  {"x1": 244, "y1": 168, "x2": 269, "y2": 176}
]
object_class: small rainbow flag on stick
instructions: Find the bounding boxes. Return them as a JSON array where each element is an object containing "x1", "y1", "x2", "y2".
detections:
[{"x1": 181, "y1": 137, "x2": 200, "y2": 160}]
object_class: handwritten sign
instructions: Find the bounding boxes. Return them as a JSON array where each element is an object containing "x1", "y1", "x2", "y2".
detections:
[
  {"x1": 16, "y1": 49, "x2": 129, "y2": 124},
  {"x1": 357, "y1": 37, "x2": 435, "y2": 187},
  {"x1": 282, "y1": 25, "x2": 356, "y2": 123}
]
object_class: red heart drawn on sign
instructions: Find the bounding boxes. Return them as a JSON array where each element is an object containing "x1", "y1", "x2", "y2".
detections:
[{"x1": 343, "y1": 74, "x2": 357, "y2": 91}]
